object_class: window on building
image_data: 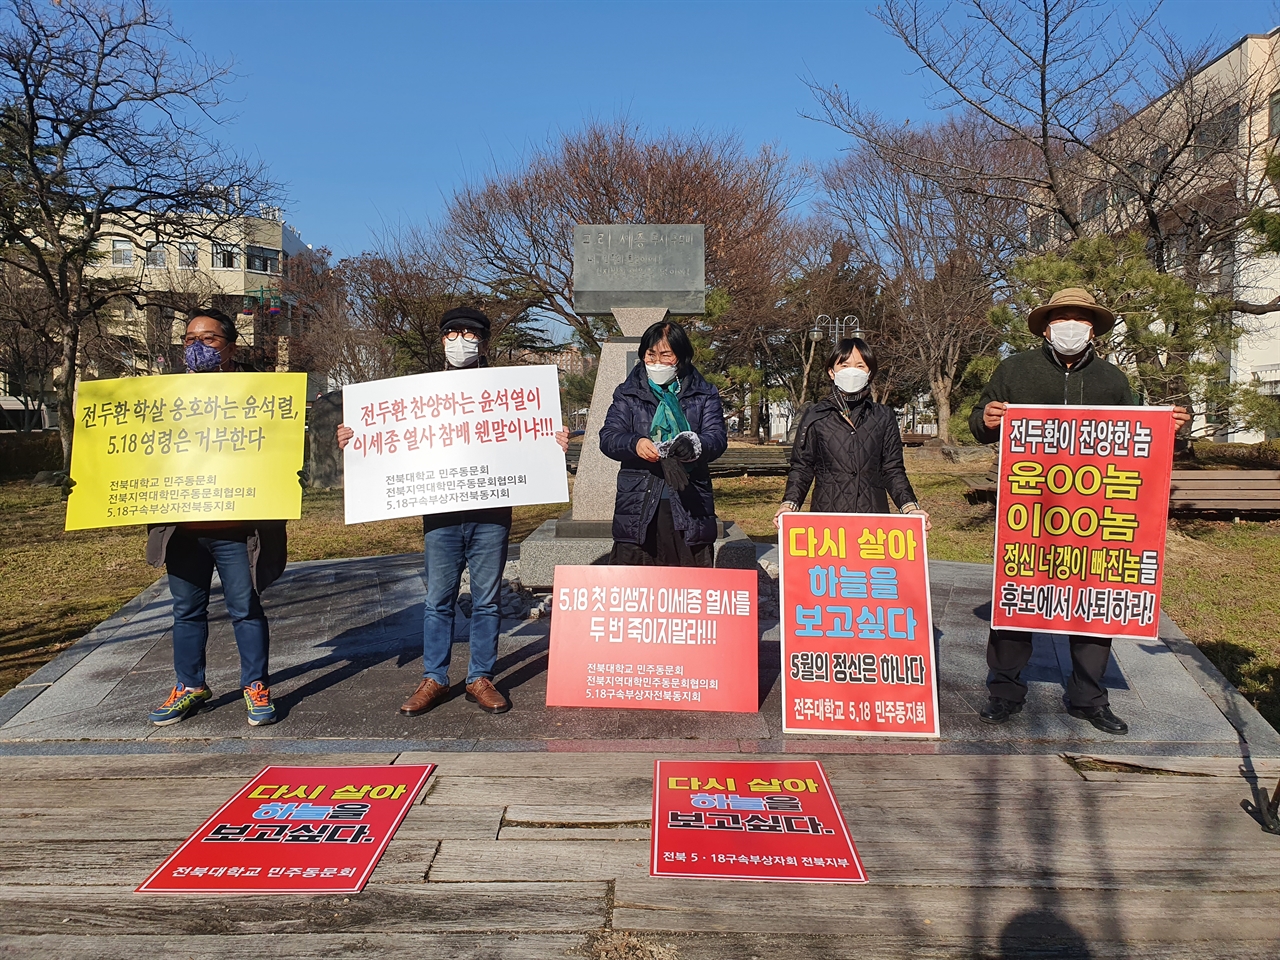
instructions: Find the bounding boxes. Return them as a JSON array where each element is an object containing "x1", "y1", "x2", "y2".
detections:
[
  {"x1": 1029, "y1": 213, "x2": 1050, "y2": 249},
  {"x1": 111, "y1": 239, "x2": 133, "y2": 266},
  {"x1": 212, "y1": 243, "x2": 242, "y2": 270},
  {"x1": 1081, "y1": 185, "x2": 1108, "y2": 220},
  {"x1": 1270, "y1": 91, "x2": 1280, "y2": 140},
  {"x1": 145, "y1": 245, "x2": 166, "y2": 268},
  {"x1": 178, "y1": 242, "x2": 199, "y2": 269},
  {"x1": 246, "y1": 245, "x2": 281, "y2": 274},
  {"x1": 1194, "y1": 104, "x2": 1240, "y2": 160}
]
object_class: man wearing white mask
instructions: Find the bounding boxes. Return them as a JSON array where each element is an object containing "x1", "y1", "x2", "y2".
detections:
[
  {"x1": 970, "y1": 287, "x2": 1191, "y2": 735},
  {"x1": 337, "y1": 307, "x2": 569, "y2": 717}
]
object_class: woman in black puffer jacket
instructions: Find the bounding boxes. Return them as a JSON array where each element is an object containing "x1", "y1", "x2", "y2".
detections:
[{"x1": 775, "y1": 338, "x2": 930, "y2": 530}]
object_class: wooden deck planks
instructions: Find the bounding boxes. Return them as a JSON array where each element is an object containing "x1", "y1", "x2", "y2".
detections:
[{"x1": 0, "y1": 749, "x2": 1276, "y2": 957}]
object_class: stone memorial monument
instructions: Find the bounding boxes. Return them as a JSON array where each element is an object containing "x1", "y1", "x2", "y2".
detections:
[{"x1": 519, "y1": 224, "x2": 754, "y2": 587}]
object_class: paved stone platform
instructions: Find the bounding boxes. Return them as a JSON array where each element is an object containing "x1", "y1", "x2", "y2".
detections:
[{"x1": 2, "y1": 551, "x2": 1275, "y2": 757}]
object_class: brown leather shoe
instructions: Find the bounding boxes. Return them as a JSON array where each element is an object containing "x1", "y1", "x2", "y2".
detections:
[
  {"x1": 400, "y1": 678, "x2": 449, "y2": 716},
  {"x1": 464, "y1": 677, "x2": 510, "y2": 714}
]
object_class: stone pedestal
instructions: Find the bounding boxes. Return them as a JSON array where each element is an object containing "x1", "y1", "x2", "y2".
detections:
[
  {"x1": 308, "y1": 389, "x2": 343, "y2": 489},
  {"x1": 567, "y1": 306, "x2": 667, "y2": 522},
  {"x1": 517, "y1": 516, "x2": 757, "y2": 589}
]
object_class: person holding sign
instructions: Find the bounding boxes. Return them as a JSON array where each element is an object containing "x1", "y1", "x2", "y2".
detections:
[
  {"x1": 599, "y1": 320, "x2": 727, "y2": 567},
  {"x1": 969, "y1": 287, "x2": 1190, "y2": 734},
  {"x1": 337, "y1": 307, "x2": 569, "y2": 717},
  {"x1": 773, "y1": 337, "x2": 929, "y2": 531},
  {"x1": 146, "y1": 309, "x2": 287, "y2": 728}
]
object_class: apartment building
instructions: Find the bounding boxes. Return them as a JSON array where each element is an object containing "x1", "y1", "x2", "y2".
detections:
[
  {"x1": 1029, "y1": 28, "x2": 1280, "y2": 441},
  {"x1": 89, "y1": 210, "x2": 312, "y2": 376}
]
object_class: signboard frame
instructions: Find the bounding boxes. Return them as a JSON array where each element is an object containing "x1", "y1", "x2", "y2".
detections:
[
  {"x1": 779, "y1": 512, "x2": 939, "y2": 738},
  {"x1": 545, "y1": 564, "x2": 759, "y2": 713},
  {"x1": 650, "y1": 759, "x2": 867, "y2": 884},
  {"x1": 136, "y1": 763, "x2": 435, "y2": 895},
  {"x1": 990, "y1": 403, "x2": 1176, "y2": 641}
]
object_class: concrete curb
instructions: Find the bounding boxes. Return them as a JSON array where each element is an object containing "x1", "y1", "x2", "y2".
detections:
[
  {"x1": 1160, "y1": 612, "x2": 1280, "y2": 756},
  {"x1": 0, "y1": 576, "x2": 169, "y2": 727}
]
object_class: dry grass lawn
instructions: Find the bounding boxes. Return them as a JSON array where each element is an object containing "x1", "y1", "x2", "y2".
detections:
[{"x1": 2, "y1": 456, "x2": 1277, "y2": 728}]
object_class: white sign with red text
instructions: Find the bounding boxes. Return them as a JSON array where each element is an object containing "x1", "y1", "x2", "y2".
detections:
[{"x1": 342, "y1": 365, "x2": 568, "y2": 524}]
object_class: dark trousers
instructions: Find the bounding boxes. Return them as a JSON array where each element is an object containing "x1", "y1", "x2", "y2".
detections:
[
  {"x1": 610, "y1": 499, "x2": 713, "y2": 568},
  {"x1": 166, "y1": 529, "x2": 270, "y2": 690},
  {"x1": 986, "y1": 628, "x2": 1112, "y2": 709}
]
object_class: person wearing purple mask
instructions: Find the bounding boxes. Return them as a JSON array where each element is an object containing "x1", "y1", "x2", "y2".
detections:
[{"x1": 144, "y1": 308, "x2": 287, "y2": 728}]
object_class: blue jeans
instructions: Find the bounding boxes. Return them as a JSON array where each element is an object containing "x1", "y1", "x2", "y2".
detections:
[
  {"x1": 422, "y1": 521, "x2": 510, "y2": 685},
  {"x1": 166, "y1": 530, "x2": 270, "y2": 690}
]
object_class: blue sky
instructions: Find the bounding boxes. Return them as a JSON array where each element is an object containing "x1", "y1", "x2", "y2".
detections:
[{"x1": 168, "y1": 0, "x2": 1274, "y2": 260}]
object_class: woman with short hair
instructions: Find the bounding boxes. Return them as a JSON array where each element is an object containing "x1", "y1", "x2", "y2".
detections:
[
  {"x1": 775, "y1": 337, "x2": 929, "y2": 529},
  {"x1": 599, "y1": 319, "x2": 727, "y2": 567}
]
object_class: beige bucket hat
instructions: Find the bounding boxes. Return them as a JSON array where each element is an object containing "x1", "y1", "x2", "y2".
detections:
[{"x1": 1027, "y1": 287, "x2": 1115, "y2": 337}]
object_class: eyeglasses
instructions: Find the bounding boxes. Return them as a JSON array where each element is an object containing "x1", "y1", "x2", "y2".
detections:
[
  {"x1": 183, "y1": 334, "x2": 227, "y2": 347},
  {"x1": 644, "y1": 351, "x2": 678, "y2": 364},
  {"x1": 443, "y1": 330, "x2": 480, "y2": 342}
]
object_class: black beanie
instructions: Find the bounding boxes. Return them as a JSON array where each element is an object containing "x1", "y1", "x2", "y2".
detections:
[{"x1": 440, "y1": 306, "x2": 491, "y2": 340}]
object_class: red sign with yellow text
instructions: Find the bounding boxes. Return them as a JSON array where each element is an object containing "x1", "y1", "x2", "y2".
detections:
[
  {"x1": 137, "y1": 764, "x2": 434, "y2": 894},
  {"x1": 779, "y1": 513, "x2": 938, "y2": 737},
  {"x1": 651, "y1": 759, "x2": 866, "y2": 883},
  {"x1": 992, "y1": 404, "x2": 1176, "y2": 640},
  {"x1": 546, "y1": 565, "x2": 758, "y2": 712}
]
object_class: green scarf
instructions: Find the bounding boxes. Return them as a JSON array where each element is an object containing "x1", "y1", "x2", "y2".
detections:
[{"x1": 648, "y1": 378, "x2": 690, "y2": 442}]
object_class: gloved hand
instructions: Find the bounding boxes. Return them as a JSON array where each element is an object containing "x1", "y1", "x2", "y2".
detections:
[
  {"x1": 660, "y1": 456, "x2": 689, "y2": 493},
  {"x1": 668, "y1": 433, "x2": 697, "y2": 462}
]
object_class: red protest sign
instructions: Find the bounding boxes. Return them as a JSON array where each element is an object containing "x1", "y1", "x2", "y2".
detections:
[
  {"x1": 545, "y1": 565, "x2": 758, "y2": 712},
  {"x1": 779, "y1": 513, "x2": 938, "y2": 737},
  {"x1": 651, "y1": 759, "x2": 866, "y2": 883},
  {"x1": 137, "y1": 764, "x2": 434, "y2": 894},
  {"x1": 992, "y1": 404, "x2": 1176, "y2": 640}
]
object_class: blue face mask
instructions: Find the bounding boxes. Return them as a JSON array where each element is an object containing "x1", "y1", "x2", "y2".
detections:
[{"x1": 184, "y1": 341, "x2": 224, "y2": 373}]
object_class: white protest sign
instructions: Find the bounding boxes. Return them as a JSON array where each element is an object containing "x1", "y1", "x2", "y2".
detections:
[{"x1": 341, "y1": 365, "x2": 569, "y2": 524}]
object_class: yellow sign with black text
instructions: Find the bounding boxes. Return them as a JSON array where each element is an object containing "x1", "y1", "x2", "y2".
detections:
[{"x1": 65, "y1": 372, "x2": 308, "y2": 531}]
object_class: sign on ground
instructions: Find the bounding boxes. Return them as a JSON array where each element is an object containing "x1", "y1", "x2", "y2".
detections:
[
  {"x1": 66, "y1": 372, "x2": 307, "y2": 530},
  {"x1": 651, "y1": 759, "x2": 866, "y2": 883},
  {"x1": 779, "y1": 512, "x2": 939, "y2": 737},
  {"x1": 137, "y1": 764, "x2": 434, "y2": 894},
  {"x1": 991, "y1": 404, "x2": 1176, "y2": 640},
  {"x1": 546, "y1": 565, "x2": 758, "y2": 712}
]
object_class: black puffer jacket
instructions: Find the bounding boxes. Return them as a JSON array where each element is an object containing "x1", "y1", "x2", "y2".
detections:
[
  {"x1": 783, "y1": 394, "x2": 917, "y2": 514},
  {"x1": 599, "y1": 363, "x2": 727, "y2": 545}
]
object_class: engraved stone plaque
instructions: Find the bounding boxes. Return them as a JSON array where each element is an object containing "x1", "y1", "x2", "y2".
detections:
[{"x1": 572, "y1": 224, "x2": 705, "y2": 315}]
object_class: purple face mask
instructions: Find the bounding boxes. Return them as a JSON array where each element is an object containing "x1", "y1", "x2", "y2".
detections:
[{"x1": 184, "y1": 341, "x2": 224, "y2": 373}]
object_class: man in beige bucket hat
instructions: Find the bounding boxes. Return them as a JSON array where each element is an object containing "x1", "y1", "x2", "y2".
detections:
[{"x1": 969, "y1": 287, "x2": 1190, "y2": 736}]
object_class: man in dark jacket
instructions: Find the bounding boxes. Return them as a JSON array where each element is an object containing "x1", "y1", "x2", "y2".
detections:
[
  {"x1": 147, "y1": 309, "x2": 286, "y2": 728},
  {"x1": 970, "y1": 287, "x2": 1190, "y2": 735},
  {"x1": 337, "y1": 307, "x2": 568, "y2": 717}
]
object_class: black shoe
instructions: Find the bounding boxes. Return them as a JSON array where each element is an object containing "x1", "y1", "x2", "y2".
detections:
[
  {"x1": 979, "y1": 697, "x2": 1023, "y2": 724},
  {"x1": 1068, "y1": 705, "x2": 1129, "y2": 735}
]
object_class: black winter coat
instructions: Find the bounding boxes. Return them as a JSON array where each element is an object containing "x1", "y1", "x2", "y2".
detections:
[
  {"x1": 969, "y1": 343, "x2": 1135, "y2": 444},
  {"x1": 783, "y1": 395, "x2": 917, "y2": 514},
  {"x1": 599, "y1": 364, "x2": 727, "y2": 546}
]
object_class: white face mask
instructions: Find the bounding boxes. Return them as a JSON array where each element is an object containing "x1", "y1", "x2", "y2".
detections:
[
  {"x1": 833, "y1": 367, "x2": 870, "y2": 395},
  {"x1": 647, "y1": 363, "x2": 678, "y2": 386},
  {"x1": 1047, "y1": 320, "x2": 1092, "y2": 357},
  {"x1": 444, "y1": 337, "x2": 480, "y2": 368}
]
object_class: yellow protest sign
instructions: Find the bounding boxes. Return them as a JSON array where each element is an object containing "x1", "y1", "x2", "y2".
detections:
[{"x1": 65, "y1": 372, "x2": 308, "y2": 531}]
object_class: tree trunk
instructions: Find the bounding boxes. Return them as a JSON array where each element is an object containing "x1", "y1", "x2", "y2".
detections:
[
  {"x1": 930, "y1": 373, "x2": 953, "y2": 444},
  {"x1": 56, "y1": 318, "x2": 79, "y2": 472}
]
